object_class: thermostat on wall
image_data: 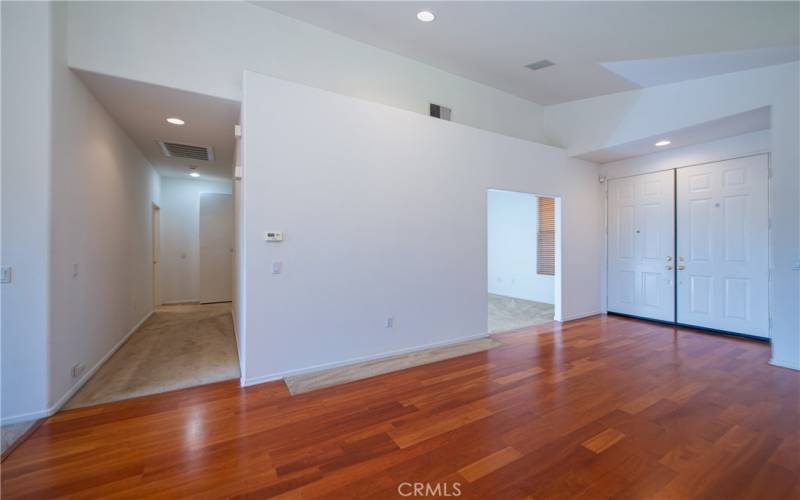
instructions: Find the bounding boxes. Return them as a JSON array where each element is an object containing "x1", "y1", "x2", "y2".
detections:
[{"x1": 265, "y1": 231, "x2": 284, "y2": 242}]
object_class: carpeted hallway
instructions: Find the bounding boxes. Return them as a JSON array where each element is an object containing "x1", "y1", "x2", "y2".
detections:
[
  {"x1": 488, "y1": 293, "x2": 555, "y2": 333},
  {"x1": 65, "y1": 303, "x2": 240, "y2": 409}
]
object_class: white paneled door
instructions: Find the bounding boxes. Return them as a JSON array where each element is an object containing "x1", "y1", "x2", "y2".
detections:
[
  {"x1": 199, "y1": 193, "x2": 234, "y2": 304},
  {"x1": 607, "y1": 170, "x2": 675, "y2": 322},
  {"x1": 676, "y1": 155, "x2": 769, "y2": 338}
]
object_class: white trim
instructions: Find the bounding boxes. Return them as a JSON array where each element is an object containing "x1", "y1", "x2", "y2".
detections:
[
  {"x1": 242, "y1": 332, "x2": 489, "y2": 387},
  {"x1": 231, "y1": 311, "x2": 239, "y2": 350},
  {"x1": 160, "y1": 299, "x2": 199, "y2": 305},
  {"x1": 769, "y1": 358, "x2": 800, "y2": 371},
  {"x1": 560, "y1": 310, "x2": 602, "y2": 322},
  {"x1": 1, "y1": 310, "x2": 154, "y2": 426},
  {"x1": 0, "y1": 408, "x2": 51, "y2": 426},
  {"x1": 231, "y1": 310, "x2": 247, "y2": 388}
]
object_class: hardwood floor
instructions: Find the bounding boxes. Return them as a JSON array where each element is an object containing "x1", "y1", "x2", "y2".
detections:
[{"x1": 2, "y1": 315, "x2": 798, "y2": 499}]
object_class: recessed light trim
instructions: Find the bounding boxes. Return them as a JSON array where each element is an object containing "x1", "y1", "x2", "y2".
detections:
[
  {"x1": 655, "y1": 140, "x2": 671, "y2": 147},
  {"x1": 166, "y1": 117, "x2": 185, "y2": 125},
  {"x1": 416, "y1": 10, "x2": 435, "y2": 22},
  {"x1": 189, "y1": 172, "x2": 200, "y2": 178}
]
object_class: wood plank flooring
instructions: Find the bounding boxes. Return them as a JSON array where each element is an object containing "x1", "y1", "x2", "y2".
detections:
[{"x1": 2, "y1": 315, "x2": 798, "y2": 499}]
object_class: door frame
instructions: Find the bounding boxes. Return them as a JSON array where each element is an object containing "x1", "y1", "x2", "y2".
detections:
[
  {"x1": 603, "y1": 152, "x2": 772, "y2": 340},
  {"x1": 152, "y1": 203, "x2": 161, "y2": 307}
]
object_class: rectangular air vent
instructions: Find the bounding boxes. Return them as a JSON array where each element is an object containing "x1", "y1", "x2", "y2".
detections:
[
  {"x1": 429, "y1": 103, "x2": 452, "y2": 121},
  {"x1": 158, "y1": 141, "x2": 215, "y2": 161},
  {"x1": 525, "y1": 59, "x2": 555, "y2": 71}
]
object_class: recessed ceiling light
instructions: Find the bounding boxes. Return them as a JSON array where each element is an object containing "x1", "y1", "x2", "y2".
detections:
[
  {"x1": 189, "y1": 172, "x2": 200, "y2": 178},
  {"x1": 416, "y1": 10, "x2": 435, "y2": 22},
  {"x1": 166, "y1": 117, "x2": 185, "y2": 125},
  {"x1": 655, "y1": 140, "x2": 671, "y2": 147}
]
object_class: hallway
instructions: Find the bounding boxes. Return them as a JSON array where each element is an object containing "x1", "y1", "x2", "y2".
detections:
[{"x1": 65, "y1": 303, "x2": 240, "y2": 409}]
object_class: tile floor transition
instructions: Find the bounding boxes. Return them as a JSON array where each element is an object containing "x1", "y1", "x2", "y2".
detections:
[{"x1": 488, "y1": 293, "x2": 555, "y2": 333}]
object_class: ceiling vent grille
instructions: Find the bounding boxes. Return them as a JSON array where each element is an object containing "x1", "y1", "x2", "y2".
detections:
[
  {"x1": 158, "y1": 141, "x2": 215, "y2": 161},
  {"x1": 525, "y1": 59, "x2": 555, "y2": 71}
]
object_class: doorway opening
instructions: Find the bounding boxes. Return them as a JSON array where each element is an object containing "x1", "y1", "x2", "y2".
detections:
[{"x1": 487, "y1": 189, "x2": 561, "y2": 333}]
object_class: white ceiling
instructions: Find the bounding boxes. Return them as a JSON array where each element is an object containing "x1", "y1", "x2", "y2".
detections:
[
  {"x1": 257, "y1": 1, "x2": 800, "y2": 105},
  {"x1": 602, "y1": 45, "x2": 800, "y2": 89},
  {"x1": 75, "y1": 70, "x2": 239, "y2": 181},
  {"x1": 576, "y1": 107, "x2": 771, "y2": 164}
]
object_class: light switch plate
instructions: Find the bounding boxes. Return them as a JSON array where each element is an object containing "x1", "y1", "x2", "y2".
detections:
[
  {"x1": 1, "y1": 266, "x2": 12, "y2": 284},
  {"x1": 265, "y1": 231, "x2": 284, "y2": 242}
]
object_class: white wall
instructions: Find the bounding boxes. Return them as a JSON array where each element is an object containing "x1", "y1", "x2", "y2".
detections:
[
  {"x1": 233, "y1": 127, "x2": 246, "y2": 377},
  {"x1": 66, "y1": 1, "x2": 547, "y2": 145},
  {"x1": 1, "y1": 1, "x2": 52, "y2": 423},
  {"x1": 487, "y1": 190, "x2": 554, "y2": 304},
  {"x1": 241, "y1": 73, "x2": 601, "y2": 384},
  {"x1": 48, "y1": 1, "x2": 162, "y2": 411},
  {"x1": 546, "y1": 64, "x2": 798, "y2": 368},
  {"x1": 601, "y1": 130, "x2": 770, "y2": 180},
  {"x1": 2, "y1": 2, "x2": 162, "y2": 423},
  {"x1": 160, "y1": 177, "x2": 232, "y2": 304}
]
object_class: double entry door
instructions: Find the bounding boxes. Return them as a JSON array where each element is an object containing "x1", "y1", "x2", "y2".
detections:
[{"x1": 607, "y1": 155, "x2": 769, "y2": 338}]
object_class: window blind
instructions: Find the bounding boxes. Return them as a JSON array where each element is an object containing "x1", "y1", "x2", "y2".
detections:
[{"x1": 537, "y1": 197, "x2": 555, "y2": 276}]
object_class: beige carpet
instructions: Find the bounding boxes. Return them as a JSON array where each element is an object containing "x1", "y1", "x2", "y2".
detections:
[
  {"x1": 1, "y1": 420, "x2": 36, "y2": 457},
  {"x1": 489, "y1": 293, "x2": 555, "y2": 333},
  {"x1": 284, "y1": 337, "x2": 503, "y2": 395},
  {"x1": 65, "y1": 303, "x2": 240, "y2": 409}
]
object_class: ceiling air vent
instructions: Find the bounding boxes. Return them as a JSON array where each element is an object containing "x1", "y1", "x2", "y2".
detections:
[
  {"x1": 158, "y1": 141, "x2": 215, "y2": 161},
  {"x1": 525, "y1": 59, "x2": 555, "y2": 71}
]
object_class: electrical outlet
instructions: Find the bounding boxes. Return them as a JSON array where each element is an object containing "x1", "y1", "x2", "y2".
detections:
[
  {"x1": 71, "y1": 363, "x2": 86, "y2": 379},
  {"x1": 386, "y1": 317, "x2": 394, "y2": 328}
]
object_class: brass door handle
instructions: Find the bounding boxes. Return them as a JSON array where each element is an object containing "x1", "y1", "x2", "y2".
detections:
[
  {"x1": 666, "y1": 265, "x2": 673, "y2": 270},
  {"x1": 677, "y1": 265, "x2": 686, "y2": 270}
]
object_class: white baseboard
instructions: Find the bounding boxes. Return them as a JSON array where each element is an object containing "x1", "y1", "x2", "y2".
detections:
[
  {"x1": 0, "y1": 408, "x2": 52, "y2": 426},
  {"x1": 160, "y1": 299, "x2": 199, "y2": 305},
  {"x1": 769, "y1": 357, "x2": 800, "y2": 371},
  {"x1": 560, "y1": 310, "x2": 602, "y2": 322},
  {"x1": 1, "y1": 310, "x2": 154, "y2": 426},
  {"x1": 242, "y1": 332, "x2": 488, "y2": 387}
]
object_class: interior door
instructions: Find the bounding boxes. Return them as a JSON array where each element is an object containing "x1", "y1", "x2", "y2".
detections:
[
  {"x1": 607, "y1": 170, "x2": 675, "y2": 322},
  {"x1": 152, "y1": 205, "x2": 161, "y2": 307},
  {"x1": 676, "y1": 155, "x2": 769, "y2": 338},
  {"x1": 199, "y1": 193, "x2": 234, "y2": 304}
]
